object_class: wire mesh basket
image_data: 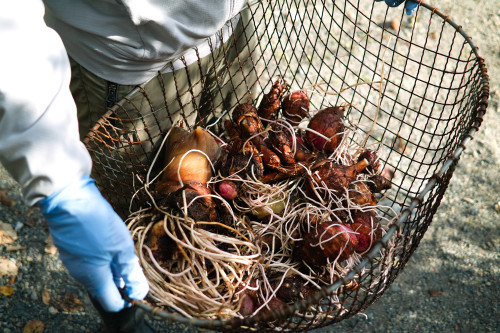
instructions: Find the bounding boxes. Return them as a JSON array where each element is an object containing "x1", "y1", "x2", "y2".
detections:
[{"x1": 83, "y1": 1, "x2": 489, "y2": 331}]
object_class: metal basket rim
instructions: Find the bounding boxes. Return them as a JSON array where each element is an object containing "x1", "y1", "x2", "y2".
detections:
[{"x1": 83, "y1": 1, "x2": 490, "y2": 330}]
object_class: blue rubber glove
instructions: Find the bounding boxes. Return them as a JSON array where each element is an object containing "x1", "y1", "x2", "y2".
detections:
[
  {"x1": 375, "y1": 0, "x2": 419, "y2": 15},
  {"x1": 38, "y1": 176, "x2": 149, "y2": 312}
]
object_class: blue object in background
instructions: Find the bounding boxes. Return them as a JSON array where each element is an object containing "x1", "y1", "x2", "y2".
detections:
[{"x1": 374, "y1": 0, "x2": 419, "y2": 15}]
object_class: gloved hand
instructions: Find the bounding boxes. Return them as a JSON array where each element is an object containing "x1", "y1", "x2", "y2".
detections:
[
  {"x1": 38, "y1": 176, "x2": 149, "y2": 312},
  {"x1": 375, "y1": 0, "x2": 419, "y2": 15}
]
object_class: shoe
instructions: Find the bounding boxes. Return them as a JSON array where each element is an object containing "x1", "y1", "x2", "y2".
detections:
[{"x1": 90, "y1": 295, "x2": 155, "y2": 333}]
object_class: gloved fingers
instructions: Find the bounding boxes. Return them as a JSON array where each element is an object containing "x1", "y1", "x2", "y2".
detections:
[
  {"x1": 61, "y1": 260, "x2": 127, "y2": 312},
  {"x1": 93, "y1": 271, "x2": 128, "y2": 313},
  {"x1": 111, "y1": 263, "x2": 126, "y2": 289},
  {"x1": 112, "y1": 259, "x2": 149, "y2": 301}
]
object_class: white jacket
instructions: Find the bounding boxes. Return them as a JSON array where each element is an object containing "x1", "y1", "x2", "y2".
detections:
[
  {"x1": 0, "y1": 0, "x2": 246, "y2": 205},
  {"x1": 0, "y1": 1, "x2": 92, "y2": 205},
  {"x1": 44, "y1": 0, "x2": 246, "y2": 85}
]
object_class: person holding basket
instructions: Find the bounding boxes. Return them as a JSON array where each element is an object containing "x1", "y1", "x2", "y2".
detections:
[{"x1": 0, "y1": 1, "x2": 417, "y2": 332}]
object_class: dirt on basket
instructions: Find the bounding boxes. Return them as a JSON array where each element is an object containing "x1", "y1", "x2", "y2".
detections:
[{"x1": 0, "y1": 1, "x2": 498, "y2": 332}]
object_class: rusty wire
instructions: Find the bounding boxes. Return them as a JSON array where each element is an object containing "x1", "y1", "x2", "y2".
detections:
[{"x1": 84, "y1": 1, "x2": 489, "y2": 331}]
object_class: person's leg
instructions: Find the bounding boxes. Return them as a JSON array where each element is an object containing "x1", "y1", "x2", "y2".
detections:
[
  {"x1": 69, "y1": 57, "x2": 206, "y2": 216},
  {"x1": 197, "y1": 8, "x2": 260, "y2": 130},
  {"x1": 69, "y1": 10, "x2": 261, "y2": 217}
]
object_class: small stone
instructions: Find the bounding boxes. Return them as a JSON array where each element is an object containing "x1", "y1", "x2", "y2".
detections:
[
  {"x1": 42, "y1": 288, "x2": 51, "y2": 305},
  {"x1": 390, "y1": 284, "x2": 401, "y2": 292},
  {"x1": 390, "y1": 18, "x2": 400, "y2": 31},
  {"x1": 469, "y1": 206, "x2": 480, "y2": 216},
  {"x1": 14, "y1": 222, "x2": 23, "y2": 232},
  {"x1": 48, "y1": 306, "x2": 58, "y2": 315},
  {"x1": 428, "y1": 289, "x2": 444, "y2": 297}
]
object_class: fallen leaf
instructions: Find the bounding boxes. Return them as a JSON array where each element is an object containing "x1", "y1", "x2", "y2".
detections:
[
  {"x1": 0, "y1": 258, "x2": 18, "y2": 278},
  {"x1": 0, "y1": 221, "x2": 18, "y2": 245},
  {"x1": 428, "y1": 289, "x2": 444, "y2": 297},
  {"x1": 0, "y1": 190, "x2": 15, "y2": 207},
  {"x1": 54, "y1": 292, "x2": 84, "y2": 313},
  {"x1": 22, "y1": 320, "x2": 45, "y2": 333},
  {"x1": 42, "y1": 288, "x2": 51, "y2": 305},
  {"x1": 393, "y1": 133, "x2": 411, "y2": 155},
  {"x1": 7, "y1": 275, "x2": 16, "y2": 284},
  {"x1": 0, "y1": 285, "x2": 14, "y2": 296},
  {"x1": 24, "y1": 219, "x2": 36, "y2": 227},
  {"x1": 44, "y1": 235, "x2": 57, "y2": 255}
]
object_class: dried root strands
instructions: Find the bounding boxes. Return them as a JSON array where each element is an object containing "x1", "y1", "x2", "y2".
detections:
[
  {"x1": 127, "y1": 77, "x2": 397, "y2": 321},
  {"x1": 294, "y1": 221, "x2": 358, "y2": 266},
  {"x1": 257, "y1": 78, "x2": 288, "y2": 122},
  {"x1": 306, "y1": 106, "x2": 346, "y2": 153},
  {"x1": 129, "y1": 211, "x2": 261, "y2": 319},
  {"x1": 237, "y1": 181, "x2": 289, "y2": 219},
  {"x1": 259, "y1": 233, "x2": 283, "y2": 254}
]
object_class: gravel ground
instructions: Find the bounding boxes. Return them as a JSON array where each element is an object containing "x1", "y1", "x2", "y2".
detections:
[{"x1": 1, "y1": 1, "x2": 498, "y2": 332}]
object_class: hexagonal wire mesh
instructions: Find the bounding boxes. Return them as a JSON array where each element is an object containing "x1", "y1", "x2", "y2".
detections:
[{"x1": 83, "y1": 0, "x2": 489, "y2": 331}]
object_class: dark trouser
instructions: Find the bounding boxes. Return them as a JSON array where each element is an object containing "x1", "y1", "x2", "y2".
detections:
[
  {"x1": 69, "y1": 9, "x2": 258, "y2": 217},
  {"x1": 90, "y1": 296, "x2": 154, "y2": 333}
]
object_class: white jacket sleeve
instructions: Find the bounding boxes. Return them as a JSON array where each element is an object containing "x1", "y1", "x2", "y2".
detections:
[{"x1": 0, "y1": 1, "x2": 92, "y2": 206}]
